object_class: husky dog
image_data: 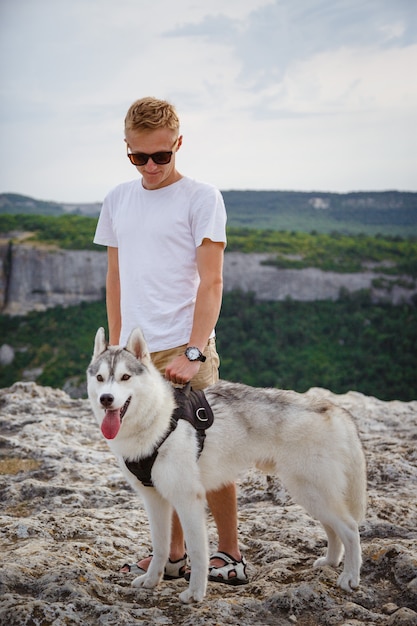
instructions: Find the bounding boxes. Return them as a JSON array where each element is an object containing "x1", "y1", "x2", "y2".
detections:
[{"x1": 87, "y1": 327, "x2": 367, "y2": 604}]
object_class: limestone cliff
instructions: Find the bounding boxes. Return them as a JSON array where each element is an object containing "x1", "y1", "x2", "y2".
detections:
[
  {"x1": 0, "y1": 242, "x2": 106, "y2": 315},
  {"x1": 1, "y1": 244, "x2": 416, "y2": 315}
]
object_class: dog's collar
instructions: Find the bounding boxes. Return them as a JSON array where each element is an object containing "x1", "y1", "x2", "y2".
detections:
[{"x1": 123, "y1": 385, "x2": 213, "y2": 487}]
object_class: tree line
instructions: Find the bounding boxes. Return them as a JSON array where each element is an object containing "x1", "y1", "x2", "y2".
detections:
[
  {"x1": 0, "y1": 214, "x2": 416, "y2": 401},
  {"x1": 1, "y1": 214, "x2": 416, "y2": 276},
  {"x1": 1, "y1": 291, "x2": 416, "y2": 401}
]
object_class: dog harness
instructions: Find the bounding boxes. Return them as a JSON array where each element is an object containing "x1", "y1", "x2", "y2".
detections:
[{"x1": 124, "y1": 384, "x2": 214, "y2": 487}]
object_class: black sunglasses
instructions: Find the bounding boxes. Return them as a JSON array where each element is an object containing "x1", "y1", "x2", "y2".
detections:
[{"x1": 127, "y1": 151, "x2": 173, "y2": 166}]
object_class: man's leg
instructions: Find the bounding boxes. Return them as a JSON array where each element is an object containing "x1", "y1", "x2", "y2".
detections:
[
  {"x1": 121, "y1": 341, "x2": 243, "y2": 576},
  {"x1": 206, "y1": 483, "x2": 240, "y2": 558},
  {"x1": 123, "y1": 483, "x2": 241, "y2": 574},
  {"x1": 171, "y1": 484, "x2": 241, "y2": 564},
  {"x1": 126, "y1": 512, "x2": 185, "y2": 574},
  {"x1": 206, "y1": 482, "x2": 242, "y2": 575},
  {"x1": 169, "y1": 511, "x2": 186, "y2": 559}
]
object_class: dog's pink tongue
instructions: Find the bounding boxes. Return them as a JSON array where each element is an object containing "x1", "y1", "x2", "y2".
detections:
[{"x1": 101, "y1": 409, "x2": 121, "y2": 439}]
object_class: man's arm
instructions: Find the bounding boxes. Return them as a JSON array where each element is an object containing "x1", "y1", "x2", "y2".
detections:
[
  {"x1": 188, "y1": 238, "x2": 224, "y2": 350},
  {"x1": 164, "y1": 238, "x2": 224, "y2": 384},
  {"x1": 106, "y1": 246, "x2": 122, "y2": 345}
]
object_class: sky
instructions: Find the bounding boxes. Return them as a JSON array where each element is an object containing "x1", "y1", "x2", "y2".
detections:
[{"x1": 0, "y1": 0, "x2": 416, "y2": 203}]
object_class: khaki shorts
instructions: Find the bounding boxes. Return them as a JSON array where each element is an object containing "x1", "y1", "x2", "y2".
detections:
[{"x1": 150, "y1": 338, "x2": 220, "y2": 391}]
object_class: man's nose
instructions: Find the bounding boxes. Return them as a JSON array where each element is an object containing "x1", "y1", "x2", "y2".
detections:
[{"x1": 145, "y1": 157, "x2": 159, "y2": 170}]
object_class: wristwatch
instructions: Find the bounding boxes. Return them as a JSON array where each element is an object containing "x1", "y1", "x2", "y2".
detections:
[{"x1": 185, "y1": 346, "x2": 207, "y2": 362}]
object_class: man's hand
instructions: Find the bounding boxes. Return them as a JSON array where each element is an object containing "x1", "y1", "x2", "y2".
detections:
[{"x1": 165, "y1": 354, "x2": 201, "y2": 385}]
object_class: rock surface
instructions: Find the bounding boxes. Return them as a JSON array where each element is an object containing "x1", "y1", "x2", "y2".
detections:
[
  {"x1": 223, "y1": 253, "x2": 417, "y2": 304},
  {"x1": 0, "y1": 243, "x2": 107, "y2": 315},
  {"x1": 1, "y1": 244, "x2": 416, "y2": 315},
  {"x1": 0, "y1": 382, "x2": 416, "y2": 625}
]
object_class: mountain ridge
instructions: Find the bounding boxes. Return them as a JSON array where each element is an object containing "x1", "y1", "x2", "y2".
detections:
[{"x1": 1, "y1": 190, "x2": 417, "y2": 236}]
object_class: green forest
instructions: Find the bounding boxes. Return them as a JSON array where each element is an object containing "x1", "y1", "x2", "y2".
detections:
[
  {"x1": 1, "y1": 213, "x2": 416, "y2": 401},
  {"x1": 217, "y1": 290, "x2": 417, "y2": 401},
  {"x1": 1, "y1": 214, "x2": 417, "y2": 275},
  {"x1": 0, "y1": 291, "x2": 416, "y2": 402}
]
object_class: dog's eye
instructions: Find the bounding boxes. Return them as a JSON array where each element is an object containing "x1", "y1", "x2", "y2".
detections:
[
  {"x1": 121, "y1": 374, "x2": 131, "y2": 381},
  {"x1": 96, "y1": 374, "x2": 104, "y2": 382}
]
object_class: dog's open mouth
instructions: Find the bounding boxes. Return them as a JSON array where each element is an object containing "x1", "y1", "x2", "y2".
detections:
[{"x1": 101, "y1": 396, "x2": 132, "y2": 440}]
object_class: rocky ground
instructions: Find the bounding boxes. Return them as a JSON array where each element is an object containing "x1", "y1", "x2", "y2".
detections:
[{"x1": 0, "y1": 382, "x2": 416, "y2": 626}]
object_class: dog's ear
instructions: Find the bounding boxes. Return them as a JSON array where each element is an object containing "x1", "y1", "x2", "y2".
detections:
[
  {"x1": 125, "y1": 327, "x2": 150, "y2": 362},
  {"x1": 93, "y1": 327, "x2": 108, "y2": 358}
]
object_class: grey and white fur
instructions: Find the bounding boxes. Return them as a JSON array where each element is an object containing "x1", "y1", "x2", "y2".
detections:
[{"x1": 87, "y1": 326, "x2": 367, "y2": 604}]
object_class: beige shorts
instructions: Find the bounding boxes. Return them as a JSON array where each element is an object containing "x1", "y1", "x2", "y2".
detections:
[{"x1": 150, "y1": 338, "x2": 220, "y2": 391}]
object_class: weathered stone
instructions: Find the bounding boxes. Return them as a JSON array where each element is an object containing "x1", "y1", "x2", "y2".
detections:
[
  {"x1": 0, "y1": 344, "x2": 14, "y2": 365},
  {"x1": 387, "y1": 608, "x2": 417, "y2": 626},
  {"x1": 1, "y1": 245, "x2": 416, "y2": 316},
  {"x1": 0, "y1": 243, "x2": 107, "y2": 315},
  {"x1": 0, "y1": 381, "x2": 416, "y2": 625}
]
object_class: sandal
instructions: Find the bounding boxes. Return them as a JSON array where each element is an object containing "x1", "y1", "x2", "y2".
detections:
[
  {"x1": 208, "y1": 551, "x2": 249, "y2": 586},
  {"x1": 119, "y1": 553, "x2": 188, "y2": 580},
  {"x1": 184, "y1": 551, "x2": 249, "y2": 586}
]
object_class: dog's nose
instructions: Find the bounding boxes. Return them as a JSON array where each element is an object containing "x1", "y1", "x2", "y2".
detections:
[{"x1": 100, "y1": 393, "x2": 114, "y2": 408}]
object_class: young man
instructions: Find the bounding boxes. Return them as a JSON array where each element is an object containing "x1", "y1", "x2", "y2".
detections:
[{"x1": 93, "y1": 97, "x2": 247, "y2": 584}]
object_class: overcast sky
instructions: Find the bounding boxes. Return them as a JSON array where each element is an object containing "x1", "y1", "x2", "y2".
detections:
[{"x1": 1, "y1": 0, "x2": 416, "y2": 203}]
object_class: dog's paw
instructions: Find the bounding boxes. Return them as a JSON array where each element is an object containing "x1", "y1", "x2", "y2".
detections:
[
  {"x1": 132, "y1": 573, "x2": 160, "y2": 589},
  {"x1": 179, "y1": 587, "x2": 205, "y2": 604},
  {"x1": 313, "y1": 555, "x2": 340, "y2": 569},
  {"x1": 337, "y1": 571, "x2": 360, "y2": 592},
  {"x1": 313, "y1": 556, "x2": 331, "y2": 569}
]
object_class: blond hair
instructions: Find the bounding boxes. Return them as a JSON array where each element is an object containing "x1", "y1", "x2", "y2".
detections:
[{"x1": 124, "y1": 97, "x2": 180, "y2": 133}]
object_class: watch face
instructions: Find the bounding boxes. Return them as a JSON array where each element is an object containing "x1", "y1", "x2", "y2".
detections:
[{"x1": 186, "y1": 347, "x2": 200, "y2": 360}]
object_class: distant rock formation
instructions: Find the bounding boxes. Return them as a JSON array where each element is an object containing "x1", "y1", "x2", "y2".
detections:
[
  {"x1": 224, "y1": 253, "x2": 417, "y2": 305},
  {"x1": 1, "y1": 244, "x2": 416, "y2": 315},
  {"x1": 0, "y1": 242, "x2": 106, "y2": 315}
]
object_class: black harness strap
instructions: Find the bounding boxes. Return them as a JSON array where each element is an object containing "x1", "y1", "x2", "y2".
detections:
[
  {"x1": 124, "y1": 384, "x2": 214, "y2": 487},
  {"x1": 172, "y1": 384, "x2": 214, "y2": 452},
  {"x1": 124, "y1": 418, "x2": 177, "y2": 487}
]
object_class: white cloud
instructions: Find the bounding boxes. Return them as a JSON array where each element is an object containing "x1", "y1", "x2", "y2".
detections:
[
  {"x1": 0, "y1": 0, "x2": 416, "y2": 201},
  {"x1": 256, "y1": 44, "x2": 417, "y2": 117}
]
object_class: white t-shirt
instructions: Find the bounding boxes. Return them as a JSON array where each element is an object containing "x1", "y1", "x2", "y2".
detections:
[{"x1": 94, "y1": 176, "x2": 227, "y2": 351}]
